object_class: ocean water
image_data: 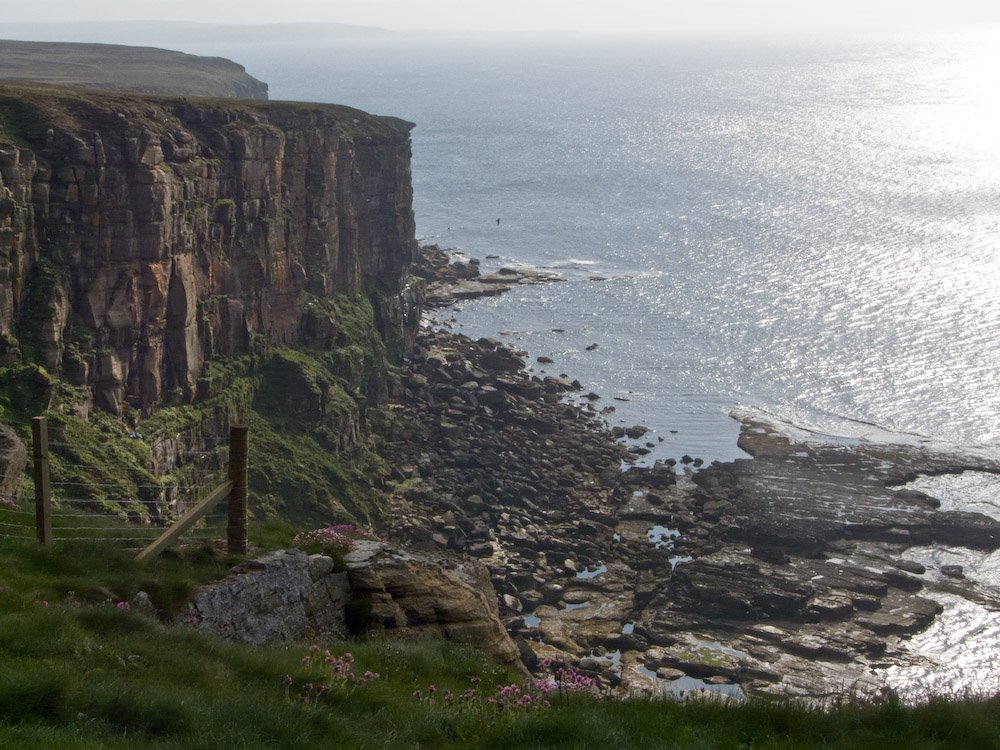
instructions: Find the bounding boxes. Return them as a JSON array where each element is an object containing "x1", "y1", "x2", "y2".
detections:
[{"x1": 181, "y1": 32, "x2": 1000, "y2": 465}]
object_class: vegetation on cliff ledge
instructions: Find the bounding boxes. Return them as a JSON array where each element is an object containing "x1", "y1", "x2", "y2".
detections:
[{"x1": 0, "y1": 288, "x2": 401, "y2": 530}]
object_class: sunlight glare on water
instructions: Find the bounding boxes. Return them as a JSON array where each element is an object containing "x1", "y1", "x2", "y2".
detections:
[{"x1": 189, "y1": 30, "x2": 1000, "y2": 465}]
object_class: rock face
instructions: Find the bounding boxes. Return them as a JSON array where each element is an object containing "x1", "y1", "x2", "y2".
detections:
[
  {"x1": 183, "y1": 549, "x2": 350, "y2": 644},
  {"x1": 181, "y1": 542, "x2": 524, "y2": 671},
  {"x1": 344, "y1": 540, "x2": 524, "y2": 670},
  {"x1": 0, "y1": 86, "x2": 416, "y2": 413}
]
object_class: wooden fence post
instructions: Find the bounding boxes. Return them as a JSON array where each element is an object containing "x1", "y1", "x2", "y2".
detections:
[
  {"x1": 31, "y1": 416, "x2": 52, "y2": 546},
  {"x1": 227, "y1": 425, "x2": 248, "y2": 556}
]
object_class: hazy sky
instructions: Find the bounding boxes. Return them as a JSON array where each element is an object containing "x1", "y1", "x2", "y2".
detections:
[{"x1": 6, "y1": 0, "x2": 1000, "y2": 33}]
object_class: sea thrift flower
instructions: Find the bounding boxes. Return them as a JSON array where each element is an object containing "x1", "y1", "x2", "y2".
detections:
[{"x1": 292, "y1": 525, "x2": 364, "y2": 554}]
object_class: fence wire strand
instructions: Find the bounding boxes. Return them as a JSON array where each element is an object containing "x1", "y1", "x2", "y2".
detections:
[{"x1": 51, "y1": 481, "x2": 221, "y2": 491}]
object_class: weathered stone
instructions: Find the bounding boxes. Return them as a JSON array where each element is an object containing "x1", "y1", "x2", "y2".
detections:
[
  {"x1": 655, "y1": 666, "x2": 686, "y2": 680},
  {"x1": 940, "y1": 565, "x2": 965, "y2": 579},
  {"x1": 182, "y1": 550, "x2": 350, "y2": 645},
  {"x1": 308, "y1": 553, "x2": 336, "y2": 580},
  {"x1": 344, "y1": 541, "x2": 524, "y2": 671},
  {"x1": 0, "y1": 91, "x2": 416, "y2": 413}
]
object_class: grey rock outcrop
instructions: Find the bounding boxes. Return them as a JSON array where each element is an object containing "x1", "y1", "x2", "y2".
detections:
[
  {"x1": 181, "y1": 541, "x2": 524, "y2": 672},
  {"x1": 182, "y1": 549, "x2": 350, "y2": 644}
]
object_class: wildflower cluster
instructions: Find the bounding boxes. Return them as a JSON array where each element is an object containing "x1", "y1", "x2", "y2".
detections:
[
  {"x1": 285, "y1": 646, "x2": 378, "y2": 709},
  {"x1": 292, "y1": 524, "x2": 363, "y2": 555},
  {"x1": 0, "y1": 494, "x2": 18, "y2": 510},
  {"x1": 413, "y1": 659, "x2": 599, "y2": 715}
]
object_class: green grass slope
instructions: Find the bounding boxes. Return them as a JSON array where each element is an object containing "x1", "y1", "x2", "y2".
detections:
[{"x1": 1, "y1": 541, "x2": 998, "y2": 749}]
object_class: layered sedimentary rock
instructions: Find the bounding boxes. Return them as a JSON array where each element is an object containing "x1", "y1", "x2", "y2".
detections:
[
  {"x1": 344, "y1": 540, "x2": 525, "y2": 670},
  {"x1": 0, "y1": 85, "x2": 416, "y2": 413}
]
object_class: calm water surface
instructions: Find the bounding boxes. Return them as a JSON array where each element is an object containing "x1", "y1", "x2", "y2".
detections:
[{"x1": 195, "y1": 32, "x2": 1000, "y2": 465}]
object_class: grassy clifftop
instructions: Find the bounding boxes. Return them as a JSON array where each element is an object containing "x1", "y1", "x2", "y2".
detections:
[{"x1": 0, "y1": 39, "x2": 268, "y2": 99}]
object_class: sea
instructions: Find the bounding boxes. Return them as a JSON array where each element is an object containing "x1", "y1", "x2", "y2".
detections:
[
  {"x1": 174, "y1": 30, "x2": 1000, "y2": 469},
  {"x1": 191, "y1": 30, "x2": 1000, "y2": 697}
]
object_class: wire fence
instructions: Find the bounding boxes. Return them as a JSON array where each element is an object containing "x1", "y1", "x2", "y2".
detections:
[
  {"x1": 0, "y1": 419, "x2": 243, "y2": 553},
  {"x1": 0, "y1": 494, "x2": 229, "y2": 547}
]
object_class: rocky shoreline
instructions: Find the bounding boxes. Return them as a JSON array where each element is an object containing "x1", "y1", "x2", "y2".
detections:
[{"x1": 374, "y1": 246, "x2": 1000, "y2": 700}]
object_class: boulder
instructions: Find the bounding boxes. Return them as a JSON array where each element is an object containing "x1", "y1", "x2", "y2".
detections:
[
  {"x1": 181, "y1": 550, "x2": 349, "y2": 644},
  {"x1": 344, "y1": 540, "x2": 524, "y2": 671}
]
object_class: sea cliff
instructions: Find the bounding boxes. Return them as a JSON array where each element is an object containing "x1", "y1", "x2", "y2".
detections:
[
  {"x1": 0, "y1": 85, "x2": 416, "y2": 413},
  {"x1": 3, "y1": 78, "x2": 999, "y2": 702}
]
